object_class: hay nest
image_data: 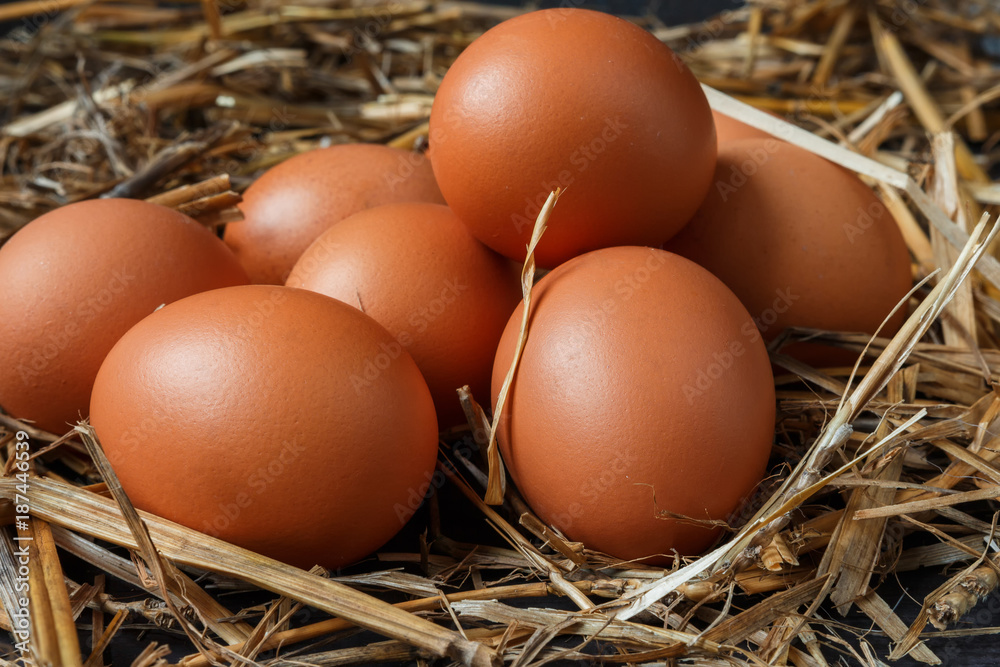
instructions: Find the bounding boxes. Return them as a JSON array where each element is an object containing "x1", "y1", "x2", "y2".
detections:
[{"x1": 2, "y1": 0, "x2": 1000, "y2": 665}]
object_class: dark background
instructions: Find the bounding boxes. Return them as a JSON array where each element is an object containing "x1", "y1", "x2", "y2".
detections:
[
  {"x1": 2, "y1": 0, "x2": 999, "y2": 665},
  {"x1": 0, "y1": 0, "x2": 743, "y2": 38}
]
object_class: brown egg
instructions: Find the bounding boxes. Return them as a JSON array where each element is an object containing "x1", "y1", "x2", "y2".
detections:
[
  {"x1": 91, "y1": 285, "x2": 439, "y2": 569},
  {"x1": 429, "y1": 8, "x2": 716, "y2": 267},
  {"x1": 713, "y1": 109, "x2": 774, "y2": 144},
  {"x1": 288, "y1": 203, "x2": 522, "y2": 426},
  {"x1": 493, "y1": 246, "x2": 775, "y2": 562},
  {"x1": 224, "y1": 144, "x2": 445, "y2": 284},
  {"x1": 0, "y1": 199, "x2": 247, "y2": 434},
  {"x1": 666, "y1": 138, "x2": 913, "y2": 367}
]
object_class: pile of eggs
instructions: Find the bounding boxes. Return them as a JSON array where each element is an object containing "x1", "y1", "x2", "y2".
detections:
[{"x1": 0, "y1": 9, "x2": 912, "y2": 568}]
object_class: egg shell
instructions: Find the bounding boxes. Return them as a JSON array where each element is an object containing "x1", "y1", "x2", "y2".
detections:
[
  {"x1": 91, "y1": 285, "x2": 439, "y2": 569},
  {"x1": 0, "y1": 198, "x2": 248, "y2": 434},
  {"x1": 224, "y1": 144, "x2": 446, "y2": 285},
  {"x1": 429, "y1": 8, "x2": 716, "y2": 267},
  {"x1": 287, "y1": 203, "x2": 522, "y2": 426},
  {"x1": 665, "y1": 138, "x2": 913, "y2": 367},
  {"x1": 492, "y1": 246, "x2": 775, "y2": 562},
  {"x1": 713, "y1": 109, "x2": 774, "y2": 144}
]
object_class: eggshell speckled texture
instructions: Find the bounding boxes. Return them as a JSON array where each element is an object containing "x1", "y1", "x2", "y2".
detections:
[
  {"x1": 666, "y1": 138, "x2": 912, "y2": 367},
  {"x1": 224, "y1": 144, "x2": 445, "y2": 284},
  {"x1": 429, "y1": 8, "x2": 716, "y2": 267},
  {"x1": 492, "y1": 247, "x2": 775, "y2": 562},
  {"x1": 91, "y1": 285, "x2": 439, "y2": 569},
  {"x1": 713, "y1": 110, "x2": 774, "y2": 144},
  {"x1": 288, "y1": 203, "x2": 522, "y2": 426},
  {"x1": 0, "y1": 199, "x2": 248, "y2": 434}
]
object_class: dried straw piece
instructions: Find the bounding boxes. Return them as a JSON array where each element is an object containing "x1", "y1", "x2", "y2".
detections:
[
  {"x1": 0, "y1": 531, "x2": 26, "y2": 633},
  {"x1": 85, "y1": 575, "x2": 105, "y2": 665},
  {"x1": 707, "y1": 575, "x2": 827, "y2": 648},
  {"x1": 868, "y1": 9, "x2": 989, "y2": 184},
  {"x1": 386, "y1": 121, "x2": 431, "y2": 150},
  {"x1": 928, "y1": 557, "x2": 1000, "y2": 630},
  {"x1": 67, "y1": 581, "x2": 98, "y2": 623},
  {"x1": 811, "y1": 2, "x2": 858, "y2": 87},
  {"x1": 485, "y1": 188, "x2": 561, "y2": 505},
  {"x1": 518, "y1": 512, "x2": 587, "y2": 568},
  {"x1": 853, "y1": 485, "x2": 1000, "y2": 520},
  {"x1": 0, "y1": 0, "x2": 91, "y2": 22},
  {"x1": 52, "y1": 525, "x2": 255, "y2": 644},
  {"x1": 268, "y1": 640, "x2": 419, "y2": 666},
  {"x1": 5, "y1": 471, "x2": 497, "y2": 667},
  {"x1": 175, "y1": 192, "x2": 242, "y2": 220},
  {"x1": 20, "y1": 521, "x2": 58, "y2": 663},
  {"x1": 229, "y1": 595, "x2": 301, "y2": 667},
  {"x1": 903, "y1": 444, "x2": 1000, "y2": 503},
  {"x1": 0, "y1": 414, "x2": 58, "y2": 443},
  {"x1": 855, "y1": 590, "x2": 938, "y2": 665},
  {"x1": 77, "y1": 424, "x2": 224, "y2": 665},
  {"x1": 199, "y1": 0, "x2": 222, "y2": 41},
  {"x1": 929, "y1": 439, "x2": 1000, "y2": 487},
  {"x1": 892, "y1": 517, "x2": 1000, "y2": 659},
  {"x1": 190, "y1": 206, "x2": 244, "y2": 228},
  {"x1": 180, "y1": 580, "x2": 620, "y2": 667},
  {"x1": 101, "y1": 124, "x2": 232, "y2": 199},
  {"x1": 146, "y1": 175, "x2": 233, "y2": 209},
  {"x1": 929, "y1": 132, "x2": 976, "y2": 350},
  {"x1": 757, "y1": 531, "x2": 798, "y2": 571},
  {"x1": 877, "y1": 182, "x2": 935, "y2": 271},
  {"x1": 440, "y1": 461, "x2": 595, "y2": 611},
  {"x1": 27, "y1": 518, "x2": 82, "y2": 666},
  {"x1": 742, "y1": 6, "x2": 763, "y2": 78},
  {"x1": 83, "y1": 608, "x2": 126, "y2": 667},
  {"x1": 144, "y1": 174, "x2": 243, "y2": 226},
  {"x1": 457, "y1": 399, "x2": 584, "y2": 568},
  {"x1": 450, "y1": 600, "x2": 721, "y2": 655},
  {"x1": 819, "y1": 422, "x2": 903, "y2": 615}
]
